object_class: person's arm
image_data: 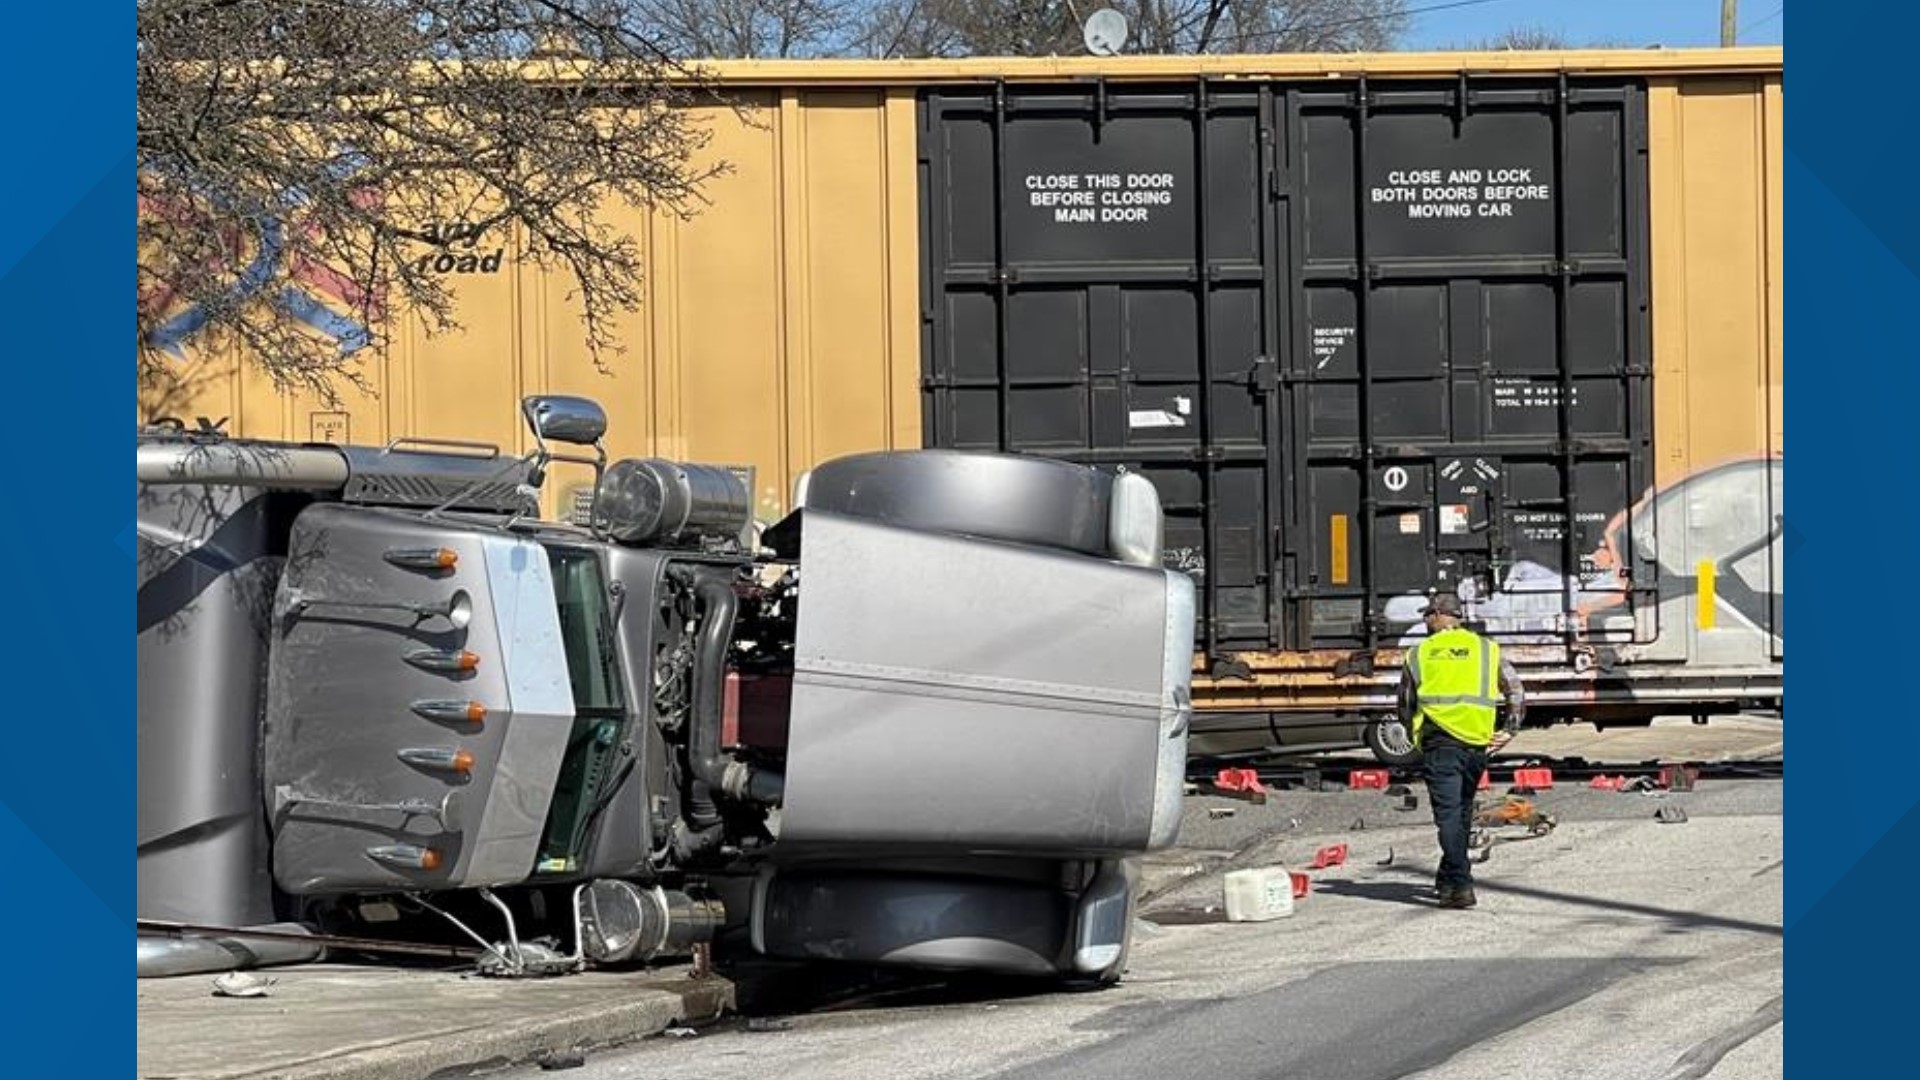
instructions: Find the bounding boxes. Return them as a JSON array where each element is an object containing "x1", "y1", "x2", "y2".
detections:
[
  {"x1": 1498, "y1": 656, "x2": 1526, "y2": 728},
  {"x1": 1485, "y1": 655, "x2": 1526, "y2": 754}
]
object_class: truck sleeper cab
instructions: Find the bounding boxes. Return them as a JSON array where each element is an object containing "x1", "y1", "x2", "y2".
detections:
[{"x1": 136, "y1": 396, "x2": 1194, "y2": 984}]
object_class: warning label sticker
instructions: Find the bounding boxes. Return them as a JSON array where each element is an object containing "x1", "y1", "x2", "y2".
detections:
[{"x1": 1440, "y1": 504, "x2": 1471, "y2": 535}]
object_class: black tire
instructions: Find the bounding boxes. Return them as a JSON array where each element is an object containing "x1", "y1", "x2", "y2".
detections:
[
  {"x1": 801, "y1": 450, "x2": 1114, "y2": 557},
  {"x1": 1365, "y1": 717, "x2": 1423, "y2": 769}
]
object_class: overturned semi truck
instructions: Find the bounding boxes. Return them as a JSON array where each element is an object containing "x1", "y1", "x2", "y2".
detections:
[{"x1": 137, "y1": 396, "x2": 1194, "y2": 983}]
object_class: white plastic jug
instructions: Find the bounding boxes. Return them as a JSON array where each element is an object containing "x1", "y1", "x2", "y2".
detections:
[{"x1": 1223, "y1": 866, "x2": 1295, "y2": 922}]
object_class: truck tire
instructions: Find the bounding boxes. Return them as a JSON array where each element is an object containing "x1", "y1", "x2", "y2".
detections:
[
  {"x1": 1365, "y1": 717, "x2": 1422, "y2": 769},
  {"x1": 800, "y1": 450, "x2": 1113, "y2": 557}
]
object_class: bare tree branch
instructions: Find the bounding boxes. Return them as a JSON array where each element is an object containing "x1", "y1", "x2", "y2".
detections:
[{"x1": 137, "y1": 0, "x2": 733, "y2": 407}]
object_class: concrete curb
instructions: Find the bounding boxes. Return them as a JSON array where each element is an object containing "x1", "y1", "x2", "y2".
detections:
[
  {"x1": 138, "y1": 967, "x2": 734, "y2": 1080},
  {"x1": 240, "y1": 982, "x2": 732, "y2": 1080}
]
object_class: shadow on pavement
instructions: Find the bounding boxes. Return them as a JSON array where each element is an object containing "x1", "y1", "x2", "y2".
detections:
[
  {"x1": 1374, "y1": 863, "x2": 1783, "y2": 937},
  {"x1": 1312, "y1": 879, "x2": 1438, "y2": 909}
]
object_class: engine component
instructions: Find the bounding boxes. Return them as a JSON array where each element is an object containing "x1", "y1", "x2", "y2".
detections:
[
  {"x1": 596, "y1": 458, "x2": 752, "y2": 547},
  {"x1": 577, "y1": 880, "x2": 724, "y2": 964},
  {"x1": 675, "y1": 567, "x2": 786, "y2": 808}
]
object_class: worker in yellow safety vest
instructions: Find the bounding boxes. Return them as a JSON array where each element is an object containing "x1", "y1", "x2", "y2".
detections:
[{"x1": 1396, "y1": 592, "x2": 1526, "y2": 910}]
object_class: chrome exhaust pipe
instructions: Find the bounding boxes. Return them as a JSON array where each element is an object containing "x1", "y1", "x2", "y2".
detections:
[{"x1": 136, "y1": 923, "x2": 327, "y2": 979}]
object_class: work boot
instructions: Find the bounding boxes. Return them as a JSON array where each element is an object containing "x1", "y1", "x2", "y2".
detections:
[{"x1": 1441, "y1": 886, "x2": 1478, "y2": 910}]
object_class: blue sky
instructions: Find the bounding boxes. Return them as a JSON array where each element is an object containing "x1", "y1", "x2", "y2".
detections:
[{"x1": 1401, "y1": 0, "x2": 1785, "y2": 49}]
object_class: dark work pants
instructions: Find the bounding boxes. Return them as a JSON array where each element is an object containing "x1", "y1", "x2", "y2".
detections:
[{"x1": 1422, "y1": 733, "x2": 1489, "y2": 891}]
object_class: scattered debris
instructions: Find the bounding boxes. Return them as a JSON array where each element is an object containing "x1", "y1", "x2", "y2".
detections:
[
  {"x1": 1590, "y1": 775, "x2": 1628, "y2": 791},
  {"x1": 1655, "y1": 806, "x2": 1690, "y2": 824},
  {"x1": 663, "y1": 1027, "x2": 699, "y2": 1039},
  {"x1": 1349, "y1": 816, "x2": 1367, "y2": 831},
  {"x1": 1385, "y1": 784, "x2": 1413, "y2": 798},
  {"x1": 1660, "y1": 765, "x2": 1701, "y2": 792},
  {"x1": 1311, "y1": 844, "x2": 1348, "y2": 869},
  {"x1": 210, "y1": 972, "x2": 275, "y2": 999},
  {"x1": 1212, "y1": 768, "x2": 1269, "y2": 804},
  {"x1": 1376, "y1": 847, "x2": 1395, "y2": 867},
  {"x1": 475, "y1": 940, "x2": 577, "y2": 979},
  {"x1": 1207, "y1": 807, "x2": 1237, "y2": 820},
  {"x1": 536, "y1": 1050, "x2": 587, "y2": 1071},
  {"x1": 1470, "y1": 796, "x2": 1559, "y2": 863},
  {"x1": 1393, "y1": 793, "x2": 1419, "y2": 812},
  {"x1": 1224, "y1": 866, "x2": 1297, "y2": 922},
  {"x1": 1348, "y1": 769, "x2": 1390, "y2": 791},
  {"x1": 1512, "y1": 767, "x2": 1555, "y2": 790},
  {"x1": 746, "y1": 1017, "x2": 795, "y2": 1033}
]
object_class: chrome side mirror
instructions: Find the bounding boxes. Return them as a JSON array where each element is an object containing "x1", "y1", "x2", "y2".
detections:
[{"x1": 522, "y1": 396, "x2": 608, "y2": 448}]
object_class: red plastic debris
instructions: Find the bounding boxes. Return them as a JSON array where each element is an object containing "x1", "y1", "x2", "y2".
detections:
[
  {"x1": 1477, "y1": 771, "x2": 1492, "y2": 791},
  {"x1": 1290, "y1": 872, "x2": 1311, "y2": 899},
  {"x1": 1311, "y1": 843, "x2": 1349, "y2": 869},
  {"x1": 1512, "y1": 767, "x2": 1555, "y2": 790},
  {"x1": 1213, "y1": 768, "x2": 1269, "y2": 800},
  {"x1": 1348, "y1": 769, "x2": 1390, "y2": 791},
  {"x1": 1659, "y1": 765, "x2": 1701, "y2": 792},
  {"x1": 1590, "y1": 775, "x2": 1628, "y2": 791}
]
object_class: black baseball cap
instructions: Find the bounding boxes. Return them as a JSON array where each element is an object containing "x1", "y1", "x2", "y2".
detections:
[{"x1": 1419, "y1": 594, "x2": 1463, "y2": 617}]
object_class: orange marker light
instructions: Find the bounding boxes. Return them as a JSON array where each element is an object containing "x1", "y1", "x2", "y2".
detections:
[
  {"x1": 366, "y1": 844, "x2": 443, "y2": 872},
  {"x1": 406, "y1": 650, "x2": 481, "y2": 674},
  {"x1": 398, "y1": 747, "x2": 477, "y2": 775},
  {"x1": 411, "y1": 700, "x2": 488, "y2": 726},
  {"x1": 384, "y1": 547, "x2": 461, "y2": 572}
]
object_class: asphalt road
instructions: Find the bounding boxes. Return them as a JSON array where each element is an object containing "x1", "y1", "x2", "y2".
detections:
[{"x1": 494, "y1": 728, "x2": 1782, "y2": 1080}]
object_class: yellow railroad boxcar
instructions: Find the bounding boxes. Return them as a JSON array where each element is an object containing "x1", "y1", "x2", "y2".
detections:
[{"x1": 138, "y1": 49, "x2": 1783, "y2": 758}]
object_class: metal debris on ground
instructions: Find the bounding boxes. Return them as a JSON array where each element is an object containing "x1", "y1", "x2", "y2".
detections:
[
  {"x1": 1394, "y1": 793, "x2": 1419, "y2": 811},
  {"x1": 210, "y1": 972, "x2": 275, "y2": 998},
  {"x1": 747, "y1": 1017, "x2": 795, "y2": 1033},
  {"x1": 1469, "y1": 795, "x2": 1559, "y2": 863},
  {"x1": 536, "y1": 1050, "x2": 587, "y2": 1071},
  {"x1": 663, "y1": 1027, "x2": 699, "y2": 1039},
  {"x1": 1349, "y1": 816, "x2": 1367, "y2": 831},
  {"x1": 1655, "y1": 806, "x2": 1690, "y2": 824},
  {"x1": 1207, "y1": 807, "x2": 1237, "y2": 820},
  {"x1": 1376, "y1": 847, "x2": 1395, "y2": 867},
  {"x1": 474, "y1": 940, "x2": 577, "y2": 979}
]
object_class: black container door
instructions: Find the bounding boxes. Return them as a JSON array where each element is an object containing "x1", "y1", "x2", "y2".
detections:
[
  {"x1": 921, "y1": 76, "x2": 1656, "y2": 658},
  {"x1": 1278, "y1": 77, "x2": 1655, "y2": 651},
  {"x1": 919, "y1": 83, "x2": 1284, "y2": 655}
]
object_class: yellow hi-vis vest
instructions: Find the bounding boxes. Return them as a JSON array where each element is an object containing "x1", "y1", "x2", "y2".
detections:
[{"x1": 1406, "y1": 627, "x2": 1501, "y2": 748}]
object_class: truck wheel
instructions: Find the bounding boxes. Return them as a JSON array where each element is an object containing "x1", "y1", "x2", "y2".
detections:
[
  {"x1": 1365, "y1": 718, "x2": 1422, "y2": 769},
  {"x1": 799, "y1": 450, "x2": 1114, "y2": 557}
]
